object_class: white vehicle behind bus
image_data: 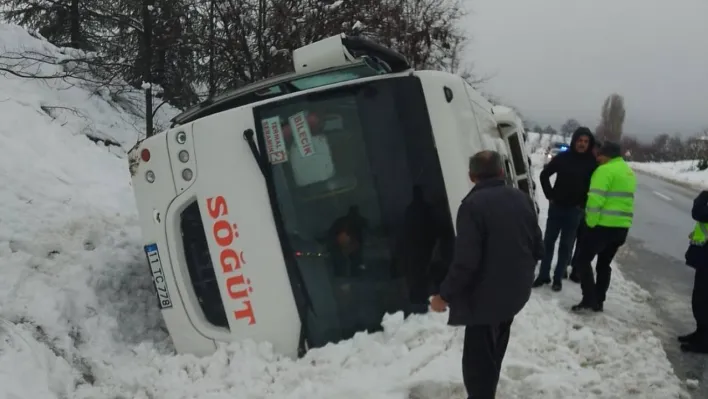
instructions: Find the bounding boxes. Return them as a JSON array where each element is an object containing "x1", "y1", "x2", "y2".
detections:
[{"x1": 128, "y1": 33, "x2": 537, "y2": 358}]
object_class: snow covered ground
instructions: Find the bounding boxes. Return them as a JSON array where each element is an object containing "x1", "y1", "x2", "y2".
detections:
[
  {"x1": 0, "y1": 22, "x2": 688, "y2": 399},
  {"x1": 630, "y1": 160, "x2": 708, "y2": 189}
]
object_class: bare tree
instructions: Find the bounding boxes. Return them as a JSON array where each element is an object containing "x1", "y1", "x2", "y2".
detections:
[
  {"x1": 1, "y1": 0, "x2": 85, "y2": 49},
  {"x1": 620, "y1": 130, "x2": 708, "y2": 165},
  {"x1": 650, "y1": 133, "x2": 670, "y2": 160},
  {"x1": 560, "y1": 118, "x2": 580, "y2": 139},
  {"x1": 597, "y1": 93, "x2": 625, "y2": 142},
  {"x1": 0, "y1": 0, "x2": 484, "y2": 139},
  {"x1": 620, "y1": 135, "x2": 640, "y2": 159},
  {"x1": 187, "y1": 0, "x2": 488, "y2": 98},
  {"x1": 667, "y1": 134, "x2": 685, "y2": 159}
]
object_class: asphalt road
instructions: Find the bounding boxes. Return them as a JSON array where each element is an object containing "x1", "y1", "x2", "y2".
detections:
[{"x1": 615, "y1": 170, "x2": 708, "y2": 397}]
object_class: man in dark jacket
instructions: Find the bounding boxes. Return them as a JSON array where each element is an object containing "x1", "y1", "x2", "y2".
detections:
[
  {"x1": 533, "y1": 127, "x2": 597, "y2": 291},
  {"x1": 568, "y1": 139, "x2": 604, "y2": 283},
  {"x1": 430, "y1": 150, "x2": 543, "y2": 399},
  {"x1": 680, "y1": 190, "x2": 708, "y2": 354}
]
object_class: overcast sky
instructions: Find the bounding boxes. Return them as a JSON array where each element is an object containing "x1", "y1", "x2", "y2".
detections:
[{"x1": 464, "y1": 0, "x2": 708, "y2": 138}]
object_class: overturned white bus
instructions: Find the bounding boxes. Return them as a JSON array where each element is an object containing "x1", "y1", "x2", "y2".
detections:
[{"x1": 128, "y1": 34, "x2": 538, "y2": 358}]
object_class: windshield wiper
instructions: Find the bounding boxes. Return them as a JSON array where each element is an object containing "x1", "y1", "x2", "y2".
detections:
[{"x1": 243, "y1": 129, "x2": 266, "y2": 175}]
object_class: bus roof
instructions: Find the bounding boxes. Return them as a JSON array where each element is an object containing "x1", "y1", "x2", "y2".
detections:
[
  {"x1": 172, "y1": 63, "x2": 372, "y2": 127},
  {"x1": 171, "y1": 35, "x2": 412, "y2": 127}
]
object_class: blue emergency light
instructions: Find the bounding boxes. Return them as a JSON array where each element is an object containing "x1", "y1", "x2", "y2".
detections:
[{"x1": 559, "y1": 145, "x2": 569, "y2": 152}]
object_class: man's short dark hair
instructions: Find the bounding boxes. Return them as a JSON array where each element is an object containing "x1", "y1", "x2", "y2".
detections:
[
  {"x1": 599, "y1": 141, "x2": 622, "y2": 158},
  {"x1": 469, "y1": 150, "x2": 503, "y2": 180}
]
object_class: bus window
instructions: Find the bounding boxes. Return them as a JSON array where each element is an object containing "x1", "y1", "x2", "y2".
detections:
[
  {"x1": 502, "y1": 157, "x2": 514, "y2": 186},
  {"x1": 507, "y1": 132, "x2": 527, "y2": 176}
]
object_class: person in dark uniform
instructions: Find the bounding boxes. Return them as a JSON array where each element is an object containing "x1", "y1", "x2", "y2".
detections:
[
  {"x1": 680, "y1": 190, "x2": 708, "y2": 354},
  {"x1": 568, "y1": 140, "x2": 603, "y2": 283},
  {"x1": 430, "y1": 150, "x2": 543, "y2": 399},
  {"x1": 534, "y1": 127, "x2": 597, "y2": 291},
  {"x1": 328, "y1": 206, "x2": 368, "y2": 276}
]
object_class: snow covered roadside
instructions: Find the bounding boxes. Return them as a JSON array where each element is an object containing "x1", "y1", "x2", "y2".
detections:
[
  {"x1": 0, "y1": 22, "x2": 686, "y2": 399},
  {"x1": 630, "y1": 160, "x2": 708, "y2": 190}
]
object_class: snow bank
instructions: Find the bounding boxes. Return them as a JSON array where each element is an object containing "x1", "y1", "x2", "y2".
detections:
[
  {"x1": 0, "y1": 22, "x2": 685, "y2": 399},
  {"x1": 630, "y1": 160, "x2": 708, "y2": 189},
  {"x1": 0, "y1": 23, "x2": 176, "y2": 148}
]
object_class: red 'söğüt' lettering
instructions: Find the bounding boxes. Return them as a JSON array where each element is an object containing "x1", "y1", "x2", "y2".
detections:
[{"x1": 206, "y1": 195, "x2": 256, "y2": 325}]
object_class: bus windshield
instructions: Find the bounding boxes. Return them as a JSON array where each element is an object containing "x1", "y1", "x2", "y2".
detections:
[{"x1": 253, "y1": 76, "x2": 455, "y2": 348}]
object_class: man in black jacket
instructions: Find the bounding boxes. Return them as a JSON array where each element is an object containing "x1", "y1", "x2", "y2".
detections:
[
  {"x1": 568, "y1": 139, "x2": 604, "y2": 283},
  {"x1": 533, "y1": 127, "x2": 597, "y2": 291},
  {"x1": 430, "y1": 150, "x2": 543, "y2": 399},
  {"x1": 680, "y1": 190, "x2": 708, "y2": 354}
]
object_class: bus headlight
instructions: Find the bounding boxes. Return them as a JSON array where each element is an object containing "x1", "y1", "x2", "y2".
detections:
[
  {"x1": 178, "y1": 150, "x2": 189, "y2": 163},
  {"x1": 176, "y1": 131, "x2": 187, "y2": 144},
  {"x1": 145, "y1": 170, "x2": 156, "y2": 183},
  {"x1": 182, "y1": 168, "x2": 193, "y2": 181}
]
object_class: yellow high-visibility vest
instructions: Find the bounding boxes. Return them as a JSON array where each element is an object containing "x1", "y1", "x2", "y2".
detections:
[{"x1": 690, "y1": 222, "x2": 708, "y2": 246}]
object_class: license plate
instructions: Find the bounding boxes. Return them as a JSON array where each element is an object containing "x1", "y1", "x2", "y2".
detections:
[{"x1": 144, "y1": 243, "x2": 173, "y2": 309}]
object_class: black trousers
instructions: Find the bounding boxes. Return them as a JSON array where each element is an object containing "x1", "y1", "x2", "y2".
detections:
[
  {"x1": 572, "y1": 226, "x2": 628, "y2": 305},
  {"x1": 462, "y1": 319, "x2": 513, "y2": 399},
  {"x1": 693, "y1": 265, "x2": 708, "y2": 333},
  {"x1": 569, "y1": 219, "x2": 585, "y2": 269}
]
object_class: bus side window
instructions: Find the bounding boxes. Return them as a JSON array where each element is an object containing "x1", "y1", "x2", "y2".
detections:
[
  {"x1": 503, "y1": 157, "x2": 514, "y2": 186},
  {"x1": 507, "y1": 132, "x2": 527, "y2": 176}
]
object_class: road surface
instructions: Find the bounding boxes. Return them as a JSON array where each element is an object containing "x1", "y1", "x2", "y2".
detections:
[{"x1": 616, "y1": 170, "x2": 707, "y2": 397}]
